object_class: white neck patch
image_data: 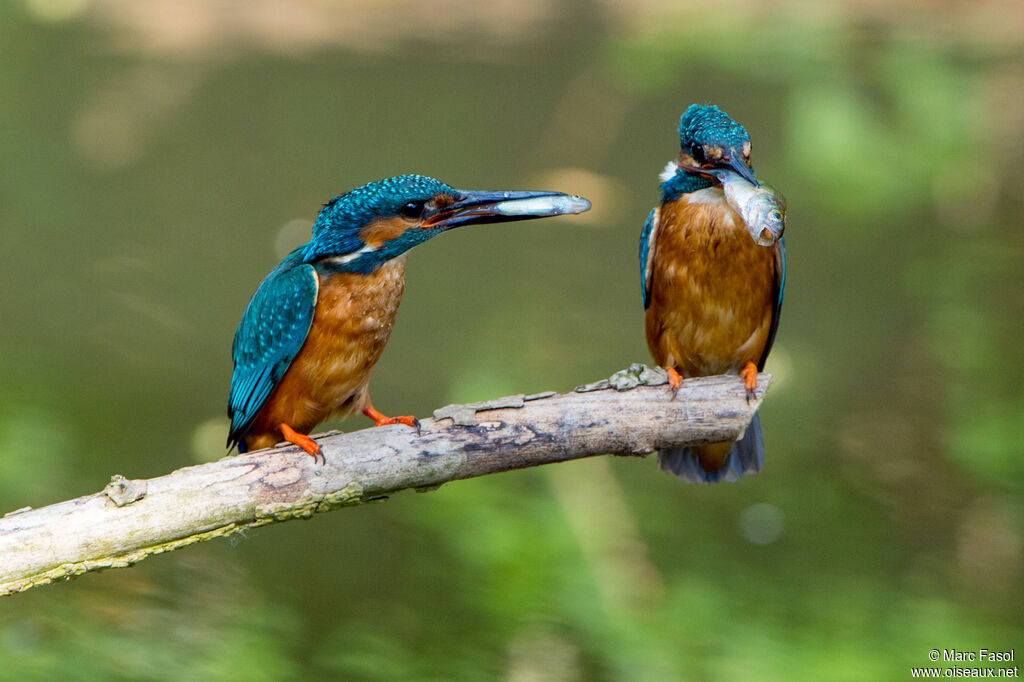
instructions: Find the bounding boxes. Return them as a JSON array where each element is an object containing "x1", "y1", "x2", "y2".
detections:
[
  {"x1": 658, "y1": 160, "x2": 678, "y2": 184},
  {"x1": 324, "y1": 243, "x2": 376, "y2": 266}
]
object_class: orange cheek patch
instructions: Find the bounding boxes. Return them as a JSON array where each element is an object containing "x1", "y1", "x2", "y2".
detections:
[{"x1": 359, "y1": 217, "x2": 411, "y2": 247}]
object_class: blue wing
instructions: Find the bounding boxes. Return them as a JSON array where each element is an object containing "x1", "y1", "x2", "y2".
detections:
[
  {"x1": 639, "y1": 208, "x2": 659, "y2": 309},
  {"x1": 227, "y1": 247, "x2": 319, "y2": 446},
  {"x1": 758, "y1": 235, "x2": 785, "y2": 370}
]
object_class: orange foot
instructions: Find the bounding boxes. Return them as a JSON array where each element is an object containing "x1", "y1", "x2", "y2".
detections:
[
  {"x1": 363, "y1": 405, "x2": 421, "y2": 434},
  {"x1": 280, "y1": 422, "x2": 324, "y2": 464},
  {"x1": 740, "y1": 362, "x2": 758, "y2": 402},
  {"x1": 666, "y1": 367, "x2": 683, "y2": 397}
]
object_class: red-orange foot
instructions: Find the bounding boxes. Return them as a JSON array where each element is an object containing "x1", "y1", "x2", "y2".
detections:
[
  {"x1": 280, "y1": 422, "x2": 324, "y2": 464},
  {"x1": 363, "y1": 405, "x2": 421, "y2": 434},
  {"x1": 666, "y1": 367, "x2": 683, "y2": 397},
  {"x1": 740, "y1": 362, "x2": 758, "y2": 402}
]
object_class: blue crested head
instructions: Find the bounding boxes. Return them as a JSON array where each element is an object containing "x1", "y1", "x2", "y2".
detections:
[
  {"x1": 678, "y1": 104, "x2": 750, "y2": 159},
  {"x1": 300, "y1": 174, "x2": 591, "y2": 274},
  {"x1": 303, "y1": 174, "x2": 455, "y2": 269},
  {"x1": 661, "y1": 104, "x2": 758, "y2": 201},
  {"x1": 312, "y1": 175, "x2": 455, "y2": 243}
]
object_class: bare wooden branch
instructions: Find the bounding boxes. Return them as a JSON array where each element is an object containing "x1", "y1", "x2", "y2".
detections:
[{"x1": 0, "y1": 366, "x2": 771, "y2": 596}]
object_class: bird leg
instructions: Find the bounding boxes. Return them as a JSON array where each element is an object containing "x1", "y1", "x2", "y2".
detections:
[
  {"x1": 740, "y1": 362, "x2": 758, "y2": 402},
  {"x1": 279, "y1": 422, "x2": 324, "y2": 464},
  {"x1": 666, "y1": 367, "x2": 683, "y2": 396},
  {"x1": 362, "y1": 404, "x2": 421, "y2": 434}
]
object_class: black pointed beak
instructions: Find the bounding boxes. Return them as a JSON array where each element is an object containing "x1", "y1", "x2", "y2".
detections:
[
  {"x1": 723, "y1": 154, "x2": 759, "y2": 187},
  {"x1": 422, "y1": 190, "x2": 591, "y2": 230}
]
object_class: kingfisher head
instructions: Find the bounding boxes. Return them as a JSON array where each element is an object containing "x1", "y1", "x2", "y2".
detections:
[
  {"x1": 676, "y1": 104, "x2": 757, "y2": 187},
  {"x1": 302, "y1": 174, "x2": 590, "y2": 273}
]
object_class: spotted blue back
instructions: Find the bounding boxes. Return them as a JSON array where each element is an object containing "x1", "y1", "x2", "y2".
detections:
[{"x1": 227, "y1": 247, "x2": 318, "y2": 447}]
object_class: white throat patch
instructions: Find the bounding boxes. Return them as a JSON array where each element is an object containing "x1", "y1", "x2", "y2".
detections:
[{"x1": 684, "y1": 186, "x2": 728, "y2": 206}]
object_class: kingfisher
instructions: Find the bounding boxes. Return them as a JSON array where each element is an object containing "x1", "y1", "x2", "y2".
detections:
[
  {"x1": 227, "y1": 174, "x2": 590, "y2": 461},
  {"x1": 639, "y1": 105, "x2": 786, "y2": 483}
]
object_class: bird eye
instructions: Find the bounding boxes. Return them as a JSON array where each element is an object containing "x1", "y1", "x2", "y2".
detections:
[
  {"x1": 399, "y1": 200, "x2": 426, "y2": 219},
  {"x1": 690, "y1": 143, "x2": 707, "y2": 164}
]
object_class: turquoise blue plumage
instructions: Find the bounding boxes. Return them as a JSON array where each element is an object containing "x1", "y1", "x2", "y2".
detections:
[
  {"x1": 639, "y1": 208, "x2": 656, "y2": 309},
  {"x1": 228, "y1": 249, "x2": 318, "y2": 448}
]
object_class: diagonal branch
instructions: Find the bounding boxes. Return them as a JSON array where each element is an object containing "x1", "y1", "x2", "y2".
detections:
[{"x1": 0, "y1": 366, "x2": 771, "y2": 596}]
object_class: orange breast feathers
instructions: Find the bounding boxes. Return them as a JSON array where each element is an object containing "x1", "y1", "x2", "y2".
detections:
[
  {"x1": 644, "y1": 188, "x2": 776, "y2": 378},
  {"x1": 244, "y1": 257, "x2": 407, "y2": 450}
]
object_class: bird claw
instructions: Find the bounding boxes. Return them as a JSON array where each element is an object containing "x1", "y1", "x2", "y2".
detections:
[
  {"x1": 740, "y1": 362, "x2": 758, "y2": 403},
  {"x1": 395, "y1": 415, "x2": 421, "y2": 435},
  {"x1": 363, "y1": 405, "x2": 421, "y2": 435},
  {"x1": 666, "y1": 367, "x2": 682, "y2": 399},
  {"x1": 279, "y1": 422, "x2": 325, "y2": 465}
]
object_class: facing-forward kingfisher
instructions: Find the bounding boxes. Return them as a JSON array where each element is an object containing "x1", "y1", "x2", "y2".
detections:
[
  {"x1": 640, "y1": 104, "x2": 786, "y2": 483},
  {"x1": 228, "y1": 174, "x2": 590, "y2": 461}
]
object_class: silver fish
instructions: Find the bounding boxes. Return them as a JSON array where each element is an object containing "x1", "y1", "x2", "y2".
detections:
[{"x1": 680, "y1": 164, "x2": 786, "y2": 246}]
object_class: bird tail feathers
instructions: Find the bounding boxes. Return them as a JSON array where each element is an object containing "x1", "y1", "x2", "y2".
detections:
[{"x1": 657, "y1": 412, "x2": 764, "y2": 484}]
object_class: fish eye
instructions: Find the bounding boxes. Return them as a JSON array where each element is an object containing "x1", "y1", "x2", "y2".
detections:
[
  {"x1": 770, "y1": 210, "x2": 783, "y2": 222},
  {"x1": 399, "y1": 200, "x2": 427, "y2": 219}
]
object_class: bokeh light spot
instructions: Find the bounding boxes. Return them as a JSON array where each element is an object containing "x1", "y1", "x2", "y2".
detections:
[
  {"x1": 275, "y1": 219, "x2": 313, "y2": 259},
  {"x1": 24, "y1": 0, "x2": 88, "y2": 22},
  {"x1": 739, "y1": 503, "x2": 785, "y2": 545}
]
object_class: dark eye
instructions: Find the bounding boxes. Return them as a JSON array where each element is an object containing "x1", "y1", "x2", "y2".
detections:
[
  {"x1": 690, "y1": 143, "x2": 707, "y2": 164},
  {"x1": 399, "y1": 200, "x2": 426, "y2": 219}
]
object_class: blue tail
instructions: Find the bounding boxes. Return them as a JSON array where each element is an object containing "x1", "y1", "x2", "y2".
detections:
[{"x1": 657, "y1": 413, "x2": 764, "y2": 484}]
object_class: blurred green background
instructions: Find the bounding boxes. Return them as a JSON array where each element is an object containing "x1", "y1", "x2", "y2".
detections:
[{"x1": 1, "y1": 0, "x2": 1021, "y2": 679}]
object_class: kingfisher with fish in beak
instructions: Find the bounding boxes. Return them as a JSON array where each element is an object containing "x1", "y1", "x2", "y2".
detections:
[
  {"x1": 228, "y1": 174, "x2": 590, "y2": 462},
  {"x1": 640, "y1": 105, "x2": 786, "y2": 483}
]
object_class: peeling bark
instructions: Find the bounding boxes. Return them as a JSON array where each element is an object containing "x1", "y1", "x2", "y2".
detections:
[{"x1": 0, "y1": 366, "x2": 771, "y2": 596}]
